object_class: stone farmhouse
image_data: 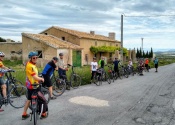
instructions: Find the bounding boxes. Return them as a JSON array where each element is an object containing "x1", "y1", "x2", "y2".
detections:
[{"x1": 1, "y1": 26, "x2": 123, "y2": 67}]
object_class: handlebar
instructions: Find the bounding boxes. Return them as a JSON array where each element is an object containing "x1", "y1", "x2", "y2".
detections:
[
  {"x1": 67, "y1": 64, "x2": 76, "y2": 67},
  {"x1": 0, "y1": 69, "x2": 15, "y2": 73}
]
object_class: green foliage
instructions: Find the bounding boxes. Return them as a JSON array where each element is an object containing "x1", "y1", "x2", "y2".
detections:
[
  {"x1": 90, "y1": 46, "x2": 128, "y2": 56},
  {"x1": 3, "y1": 60, "x2": 23, "y2": 67},
  {"x1": 90, "y1": 46, "x2": 117, "y2": 54}
]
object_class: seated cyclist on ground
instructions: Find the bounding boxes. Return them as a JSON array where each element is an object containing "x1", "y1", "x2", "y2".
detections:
[
  {"x1": 42, "y1": 57, "x2": 58, "y2": 100},
  {"x1": 0, "y1": 52, "x2": 10, "y2": 112},
  {"x1": 22, "y1": 51, "x2": 48, "y2": 120}
]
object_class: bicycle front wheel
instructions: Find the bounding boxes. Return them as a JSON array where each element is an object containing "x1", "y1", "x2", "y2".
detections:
[
  {"x1": 9, "y1": 85, "x2": 27, "y2": 108},
  {"x1": 33, "y1": 109, "x2": 38, "y2": 125},
  {"x1": 70, "y1": 74, "x2": 81, "y2": 89},
  {"x1": 52, "y1": 79, "x2": 66, "y2": 97}
]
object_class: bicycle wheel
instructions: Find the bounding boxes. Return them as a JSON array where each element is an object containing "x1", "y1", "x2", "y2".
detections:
[
  {"x1": 113, "y1": 72, "x2": 118, "y2": 80},
  {"x1": 109, "y1": 72, "x2": 114, "y2": 82},
  {"x1": 94, "y1": 76, "x2": 101, "y2": 86},
  {"x1": 33, "y1": 108, "x2": 38, "y2": 125},
  {"x1": 41, "y1": 87, "x2": 50, "y2": 104},
  {"x1": 119, "y1": 70, "x2": 123, "y2": 79},
  {"x1": 70, "y1": 74, "x2": 81, "y2": 89},
  {"x1": 52, "y1": 79, "x2": 66, "y2": 97},
  {"x1": 106, "y1": 74, "x2": 111, "y2": 84},
  {"x1": 9, "y1": 85, "x2": 27, "y2": 108}
]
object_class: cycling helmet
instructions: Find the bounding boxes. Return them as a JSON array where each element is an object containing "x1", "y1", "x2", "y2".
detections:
[
  {"x1": 0, "y1": 52, "x2": 5, "y2": 56},
  {"x1": 28, "y1": 51, "x2": 38, "y2": 58},
  {"x1": 59, "y1": 53, "x2": 63, "y2": 56},
  {"x1": 53, "y1": 57, "x2": 58, "y2": 61}
]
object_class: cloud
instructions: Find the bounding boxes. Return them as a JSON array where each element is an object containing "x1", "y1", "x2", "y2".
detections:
[{"x1": 0, "y1": 0, "x2": 175, "y2": 51}]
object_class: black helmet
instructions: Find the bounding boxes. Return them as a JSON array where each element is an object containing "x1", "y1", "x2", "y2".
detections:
[
  {"x1": 53, "y1": 57, "x2": 58, "y2": 61},
  {"x1": 59, "y1": 53, "x2": 63, "y2": 56}
]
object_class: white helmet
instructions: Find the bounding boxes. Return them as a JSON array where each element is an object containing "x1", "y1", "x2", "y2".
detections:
[{"x1": 0, "y1": 52, "x2": 5, "y2": 56}]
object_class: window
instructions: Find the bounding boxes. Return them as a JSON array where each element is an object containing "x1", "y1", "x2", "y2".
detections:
[
  {"x1": 36, "y1": 50, "x2": 42, "y2": 58},
  {"x1": 95, "y1": 41, "x2": 97, "y2": 46},
  {"x1": 62, "y1": 37, "x2": 65, "y2": 40}
]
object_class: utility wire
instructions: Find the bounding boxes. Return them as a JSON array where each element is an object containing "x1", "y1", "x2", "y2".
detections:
[{"x1": 123, "y1": 14, "x2": 175, "y2": 17}]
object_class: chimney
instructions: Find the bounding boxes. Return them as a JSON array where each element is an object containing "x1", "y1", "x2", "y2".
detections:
[
  {"x1": 108, "y1": 32, "x2": 115, "y2": 40},
  {"x1": 90, "y1": 31, "x2": 95, "y2": 35}
]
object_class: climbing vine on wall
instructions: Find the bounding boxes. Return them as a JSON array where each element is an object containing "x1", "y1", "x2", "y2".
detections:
[{"x1": 90, "y1": 46, "x2": 128, "y2": 56}]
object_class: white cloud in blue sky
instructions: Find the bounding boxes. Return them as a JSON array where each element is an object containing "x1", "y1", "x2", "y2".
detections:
[{"x1": 0, "y1": 0, "x2": 175, "y2": 51}]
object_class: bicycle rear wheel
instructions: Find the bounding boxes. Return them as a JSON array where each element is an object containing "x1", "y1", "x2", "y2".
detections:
[
  {"x1": 106, "y1": 74, "x2": 111, "y2": 84},
  {"x1": 9, "y1": 85, "x2": 27, "y2": 108},
  {"x1": 70, "y1": 74, "x2": 81, "y2": 89},
  {"x1": 93, "y1": 76, "x2": 100, "y2": 86},
  {"x1": 41, "y1": 87, "x2": 50, "y2": 104},
  {"x1": 52, "y1": 79, "x2": 66, "y2": 96}
]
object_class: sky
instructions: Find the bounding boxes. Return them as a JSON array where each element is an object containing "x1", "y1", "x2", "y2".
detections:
[{"x1": 1, "y1": 0, "x2": 175, "y2": 52}]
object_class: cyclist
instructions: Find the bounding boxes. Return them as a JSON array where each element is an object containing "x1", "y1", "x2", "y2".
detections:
[
  {"x1": 0, "y1": 52, "x2": 10, "y2": 112},
  {"x1": 113, "y1": 58, "x2": 120, "y2": 77},
  {"x1": 57, "y1": 53, "x2": 70, "y2": 90},
  {"x1": 153, "y1": 57, "x2": 159, "y2": 72},
  {"x1": 98, "y1": 57, "x2": 106, "y2": 68},
  {"x1": 128, "y1": 59, "x2": 133, "y2": 68},
  {"x1": 138, "y1": 59, "x2": 144, "y2": 75},
  {"x1": 144, "y1": 58, "x2": 149, "y2": 72},
  {"x1": 42, "y1": 57, "x2": 58, "y2": 100},
  {"x1": 90, "y1": 57, "x2": 98, "y2": 83},
  {"x1": 22, "y1": 51, "x2": 48, "y2": 120}
]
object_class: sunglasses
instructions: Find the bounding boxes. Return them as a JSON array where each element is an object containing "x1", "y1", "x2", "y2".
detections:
[
  {"x1": 32, "y1": 57, "x2": 38, "y2": 60},
  {"x1": 0, "y1": 56, "x2": 4, "y2": 57}
]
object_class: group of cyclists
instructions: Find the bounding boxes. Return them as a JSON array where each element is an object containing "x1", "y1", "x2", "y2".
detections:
[
  {"x1": 90, "y1": 56, "x2": 159, "y2": 81},
  {"x1": 0, "y1": 51, "x2": 70, "y2": 120},
  {"x1": 0, "y1": 50, "x2": 159, "y2": 121}
]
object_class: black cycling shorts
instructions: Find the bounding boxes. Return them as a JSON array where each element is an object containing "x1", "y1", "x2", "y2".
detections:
[
  {"x1": 42, "y1": 74, "x2": 52, "y2": 87},
  {"x1": 26, "y1": 88, "x2": 39, "y2": 100}
]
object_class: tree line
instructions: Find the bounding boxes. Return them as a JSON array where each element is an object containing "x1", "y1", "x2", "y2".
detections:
[
  {"x1": 0, "y1": 37, "x2": 15, "y2": 42},
  {"x1": 136, "y1": 47, "x2": 153, "y2": 58},
  {"x1": 0, "y1": 37, "x2": 6, "y2": 42}
]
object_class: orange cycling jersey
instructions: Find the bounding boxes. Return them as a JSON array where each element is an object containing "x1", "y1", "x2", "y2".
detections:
[
  {"x1": 145, "y1": 60, "x2": 149, "y2": 64},
  {"x1": 0, "y1": 61, "x2": 4, "y2": 77}
]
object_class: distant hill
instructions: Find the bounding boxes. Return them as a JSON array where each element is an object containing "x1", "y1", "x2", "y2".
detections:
[{"x1": 154, "y1": 49, "x2": 175, "y2": 57}]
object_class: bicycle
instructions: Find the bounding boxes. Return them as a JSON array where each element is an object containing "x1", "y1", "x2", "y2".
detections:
[
  {"x1": 0, "y1": 69, "x2": 27, "y2": 109},
  {"x1": 92, "y1": 69, "x2": 102, "y2": 86},
  {"x1": 29, "y1": 83, "x2": 49, "y2": 125},
  {"x1": 50, "y1": 72, "x2": 66, "y2": 97},
  {"x1": 107, "y1": 65, "x2": 117, "y2": 82},
  {"x1": 67, "y1": 64, "x2": 81, "y2": 89}
]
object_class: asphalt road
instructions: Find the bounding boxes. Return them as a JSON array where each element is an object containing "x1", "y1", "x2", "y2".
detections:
[{"x1": 1, "y1": 64, "x2": 175, "y2": 125}]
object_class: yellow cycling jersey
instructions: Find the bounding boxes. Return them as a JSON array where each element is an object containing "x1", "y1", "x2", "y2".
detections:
[
  {"x1": 25, "y1": 61, "x2": 38, "y2": 89},
  {"x1": 0, "y1": 61, "x2": 4, "y2": 77}
]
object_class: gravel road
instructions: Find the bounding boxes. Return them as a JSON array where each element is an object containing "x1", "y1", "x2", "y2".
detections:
[{"x1": 1, "y1": 64, "x2": 175, "y2": 125}]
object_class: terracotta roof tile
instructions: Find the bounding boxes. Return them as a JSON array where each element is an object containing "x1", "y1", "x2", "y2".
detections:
[
  {"x1": 22, "y1": 33, "x2": 82, "y2": 50},
  {"x1": 42, "y1": 26, "x2": 120, "y2": 43}
]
